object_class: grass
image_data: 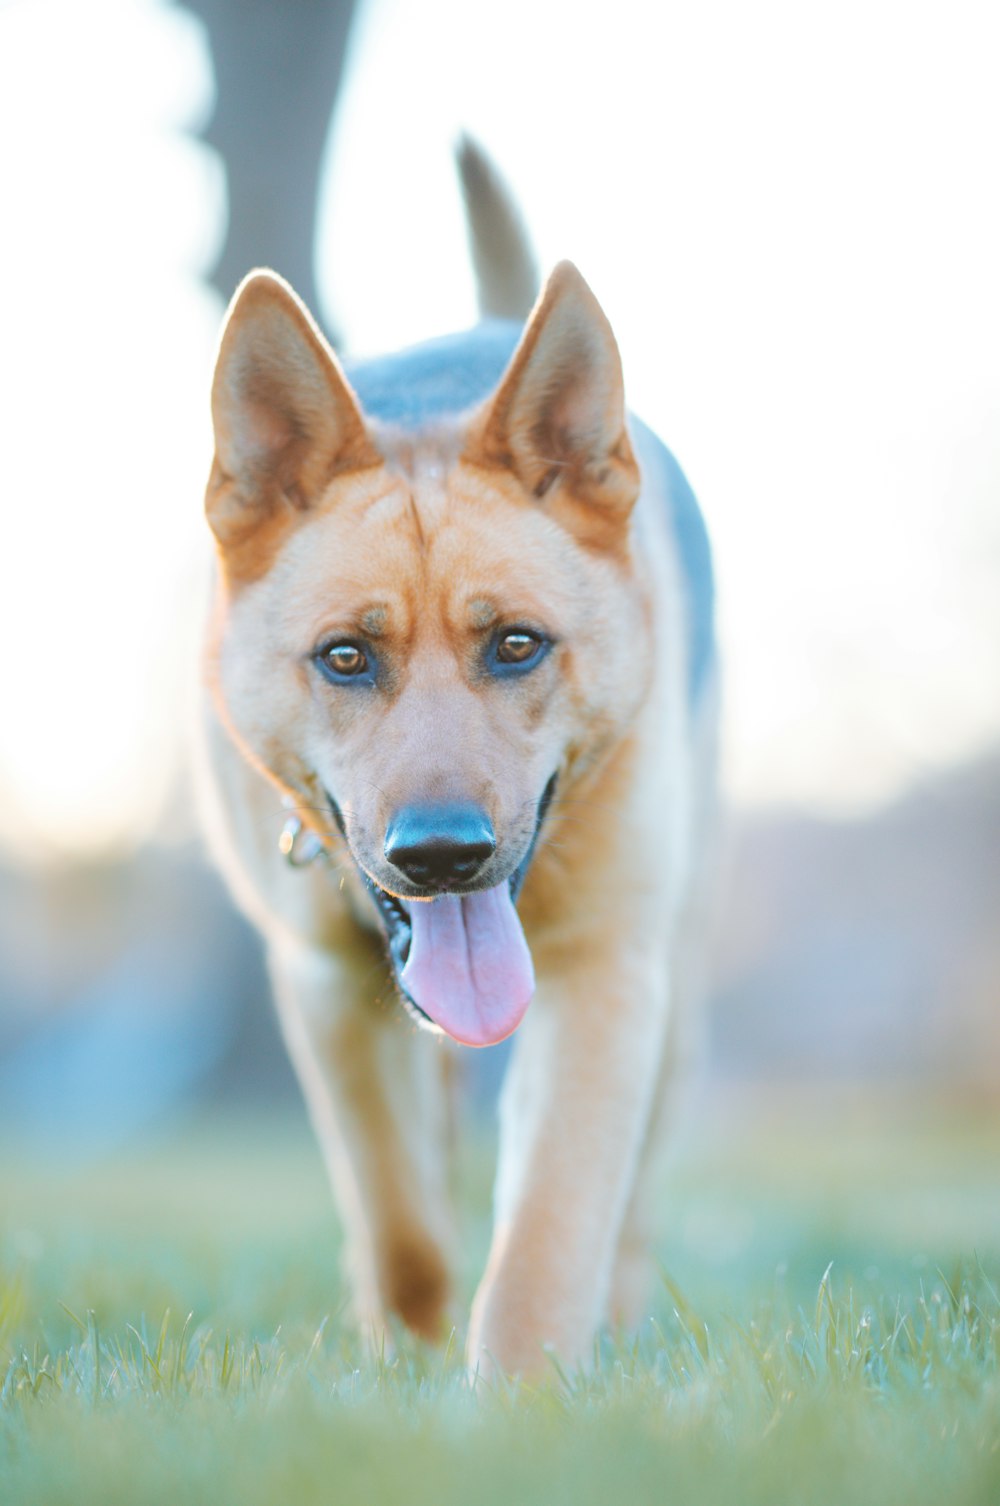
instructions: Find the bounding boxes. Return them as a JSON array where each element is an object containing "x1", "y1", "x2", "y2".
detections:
[{"x1": 2, "y1": 1088, "x2": 999, "y2": 1505}]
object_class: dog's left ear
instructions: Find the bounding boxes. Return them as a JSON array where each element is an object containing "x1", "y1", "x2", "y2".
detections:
[
  {"x1": 206, "y1": 271, "x2": 381, "y2": 554},
  {"x1": 467, "y1": 262, "x2": 640, "y2": 534}
]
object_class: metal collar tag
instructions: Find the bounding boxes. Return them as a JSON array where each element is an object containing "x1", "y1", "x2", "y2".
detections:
[{"x1": 278, "y1": 812, "x2": 326, "y2": 868}]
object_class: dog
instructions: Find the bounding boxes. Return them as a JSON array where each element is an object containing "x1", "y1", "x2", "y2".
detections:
[{"x1": 198, "y1": 142, "x2": 717, "y2": 1380}]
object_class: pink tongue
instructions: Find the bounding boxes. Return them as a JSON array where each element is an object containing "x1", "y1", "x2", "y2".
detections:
[{"x1": 400, "y1": 881, "x2": 535, "y2": 1047}]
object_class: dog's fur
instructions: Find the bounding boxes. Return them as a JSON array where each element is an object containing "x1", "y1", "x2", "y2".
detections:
[{"x1": 198, "y1": 145, "x2": 717, "y2": 1379}]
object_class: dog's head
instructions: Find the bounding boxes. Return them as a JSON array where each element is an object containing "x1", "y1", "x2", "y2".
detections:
[{"x1": 205, "y1": 264, "x2": 651, "y2": 1045}]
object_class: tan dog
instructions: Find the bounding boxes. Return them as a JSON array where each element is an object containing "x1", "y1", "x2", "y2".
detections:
[{"x1": 198, "y1": 148, "x2": 717, "y2": 1379}]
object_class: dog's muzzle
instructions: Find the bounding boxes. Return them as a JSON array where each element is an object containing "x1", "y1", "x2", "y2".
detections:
[{"x1": 323, "y1": 775, "x2": 557, "y2": 1027}]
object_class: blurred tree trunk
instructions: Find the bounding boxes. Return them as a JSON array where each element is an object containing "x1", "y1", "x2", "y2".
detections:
[{"x1": 186, "y1": 0, "x2": 359, "y2": 336}]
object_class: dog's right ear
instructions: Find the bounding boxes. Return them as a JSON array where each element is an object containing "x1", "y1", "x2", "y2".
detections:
[
  {"x1": 206, "y1": 271, "x2": 381, "y2": 555},
  {"x1": 463, "y1": 262, "x2": 640, "y2": 554}
]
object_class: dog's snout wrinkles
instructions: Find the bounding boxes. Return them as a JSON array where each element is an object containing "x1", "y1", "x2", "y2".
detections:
[{"x1": 384, "y1": 803, "x2": 496, "y2": 889}]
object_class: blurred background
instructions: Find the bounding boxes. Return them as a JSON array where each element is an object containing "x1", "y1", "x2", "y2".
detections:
[{"x1": 0, "y1": 0, "x2": 998, "y2": 1165}]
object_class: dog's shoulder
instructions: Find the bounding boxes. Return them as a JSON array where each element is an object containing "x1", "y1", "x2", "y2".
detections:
[{"x1": 630, "y1": 417, "x2": 715, "y2": 705}]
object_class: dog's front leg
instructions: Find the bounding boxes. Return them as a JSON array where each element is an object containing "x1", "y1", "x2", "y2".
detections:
[
  {"x1": 468, "y1": 944, "x2": 669, "y2": 1380},
  {"x1": 269, "y1": 937, "x2": 454, "y2": 1344}
]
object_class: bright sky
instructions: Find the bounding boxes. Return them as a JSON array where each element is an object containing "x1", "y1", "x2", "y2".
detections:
[{"x1": 0, "y1": 0, "x2": 998, "y2": 858}]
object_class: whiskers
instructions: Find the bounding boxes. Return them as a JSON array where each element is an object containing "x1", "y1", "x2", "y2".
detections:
[{"x1": 543, "y1": 789, "x2": 627, "y2": 838}]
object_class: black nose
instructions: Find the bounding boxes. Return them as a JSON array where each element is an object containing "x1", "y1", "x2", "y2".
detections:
[{"x1": 384, "y1": 803, "x2": 496, "y2": 889}]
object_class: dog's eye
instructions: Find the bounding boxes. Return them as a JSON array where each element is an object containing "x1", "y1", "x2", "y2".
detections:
[
  {"x1": 491, "y1": 630, "x2": 548, "y2": 675},
  {"x1": 497, "y1": 632, "x2": 541, "y2": 664},
  {"x1": 316, "y1": 641, "x2": 372, "y2": 683}
]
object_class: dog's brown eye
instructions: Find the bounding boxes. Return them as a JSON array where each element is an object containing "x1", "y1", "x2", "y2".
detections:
[
  {"x1": 317, "y1": 641, "x2": 371, "y2": 682},
  {"x1": 490, "y1": 629, "x2": 551, "y2": 680},
  {"x1": 328, "y1": 644, "x2": 366, "y2": 674},
  {"x1": 497, "y1": 632, "x2": 541, "y2": 665}
]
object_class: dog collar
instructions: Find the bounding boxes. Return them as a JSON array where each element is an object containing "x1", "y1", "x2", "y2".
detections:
[{"x1": 278, "y1": 803, "x2": 327, "y2": 868}]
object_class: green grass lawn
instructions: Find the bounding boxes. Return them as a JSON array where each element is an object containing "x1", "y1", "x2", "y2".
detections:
[{"x1": 2, "y1": 1088, "x2": 999, "y2": 1505}]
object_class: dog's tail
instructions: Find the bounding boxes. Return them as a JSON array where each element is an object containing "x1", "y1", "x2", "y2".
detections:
[{"x1": 456, "y1": 136, "x2": 538, "y2": 321}]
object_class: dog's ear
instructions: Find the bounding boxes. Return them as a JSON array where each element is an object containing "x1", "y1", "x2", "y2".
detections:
[
  {"x1": 206, "y1": 271, "x2": 381, "y2": 552},
  {"x1": 467, "y1": 262, "x2": 640, "y2": 537}
]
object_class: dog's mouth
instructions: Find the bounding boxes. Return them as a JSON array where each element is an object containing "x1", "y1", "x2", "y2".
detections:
[{"x1": 329, "y1": 777, "x2": 556, "y2": 1048}]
